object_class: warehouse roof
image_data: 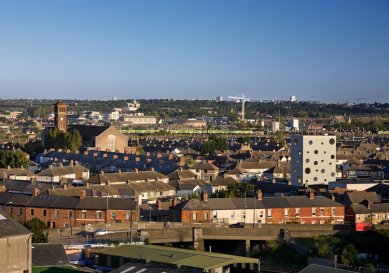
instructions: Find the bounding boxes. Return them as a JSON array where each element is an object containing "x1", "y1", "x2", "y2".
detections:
[{"x1": 93, "y1": 244, "x2": 258, "y2": 271}]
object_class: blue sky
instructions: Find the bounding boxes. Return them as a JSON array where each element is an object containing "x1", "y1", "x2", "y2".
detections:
[{"x1": 0, "y1": 0, "x2": 388, "y2": 102}]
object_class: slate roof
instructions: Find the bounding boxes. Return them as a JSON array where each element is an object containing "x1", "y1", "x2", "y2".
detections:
[
  {"x1": 32, "y1": 243, "x2": 70, "y2": 267},
  {"x1": 68, "y1": 125, "x2": 109, "y2": 139},
  {"x1": 86, "y1": 171, "x2": 168, "y2": 185},
  {"x1": 190, "y1": 161, "x2": 219, "y2": 171},
  {"x1": 340, "y1": 191, "x2": 381, "y2": 205},
  {"x1": 0, "y1": 212, "x2": 31, "y2": 238},
  {"x1": 351, "y1": 202, "x2": 389, "y2": 214},
  {"x1": 173, "y1": 199, "x2": 210, "y2": 211},
  {"x1": 177, "y1": 179, "x2": 210, "y2": 191},
  {"x1": 366, "y1": 183, "x2": 389, "y2": 196},
  {"x1": 260, "y1": 196, "x2": 343, "y2": 209},
  {"x1": 207, "y1": 198, "x2": 265, "y2": 210},
  {"x1": 212, "y1": 177, "x2": 238, "y2": 187},
  {"x1": 36, "y1": 164, "x2": 88, "y2": 178},
  {"x1": 251, "y1": 181, "x2": 301, "y2": 195},
  {"x1": 0, "y1": 179, "x2": 61, "y2": 194},
  {"x1": 0, "y1": 168, "x2": 35, "y2": 177},
  {"x1": 0, "y1": 192, "x2": 135, "y2": 210},
  {"x1": 167, "y1": 170, "x2": 197, "y2": 180}
]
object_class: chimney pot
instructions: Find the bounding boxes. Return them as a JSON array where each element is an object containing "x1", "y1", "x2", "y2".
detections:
[
  {"x1": 80, "y1": 189, "x2": 87, "y2": 200},
  {"x1": 32, "y1": 187, "x2": 40, "y2": 197},
  {"x1": 257, "y1": 190, "x2": 263, "y2": 201},
  {"x1": 309, "y1": 191, "x2": 314, "y2": 200},
  {"x1": 201, "y1": 191, "x2": 208, "y2": 202}
]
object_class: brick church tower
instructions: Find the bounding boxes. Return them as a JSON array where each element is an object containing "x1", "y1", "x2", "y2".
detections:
[{"x1": 54, "y1": 101, "x2": 67, "y2": 131}]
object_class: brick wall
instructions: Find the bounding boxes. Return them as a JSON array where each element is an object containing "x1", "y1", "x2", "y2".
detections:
[
  {"x1": 5, "y1": 205, "x2": 136, "y2": 228},
  {"x1": 180, "y1": 210, "x2": 212, "y2": 223},
  {"x1": 265, "y1": 207, "x2": 344, "y2": 224}
]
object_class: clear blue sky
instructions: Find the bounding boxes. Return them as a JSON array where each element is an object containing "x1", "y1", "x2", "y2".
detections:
[{"x1": 0, "y1": 0, "x2": 388, "y2": 102}]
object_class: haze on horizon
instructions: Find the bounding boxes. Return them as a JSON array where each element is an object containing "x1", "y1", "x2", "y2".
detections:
[{"x1": 0, "y1": 0, "x2": 388, "y2": 103}]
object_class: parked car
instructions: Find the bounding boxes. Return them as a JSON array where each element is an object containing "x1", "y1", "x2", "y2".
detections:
[{"x1": 94, "y1": 229, "x2": 114, "y2": 236}]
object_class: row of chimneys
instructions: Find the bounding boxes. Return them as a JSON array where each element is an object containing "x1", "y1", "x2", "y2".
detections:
[{"x1": 47, "y1": 148, "x2": 176, "y2": 159}]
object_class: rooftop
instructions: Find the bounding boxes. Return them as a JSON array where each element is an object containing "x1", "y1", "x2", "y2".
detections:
[{"x1": 93, "y1": 245, "x2": 258, "y2": 271}]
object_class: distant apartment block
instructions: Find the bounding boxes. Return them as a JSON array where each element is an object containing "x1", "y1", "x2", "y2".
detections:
[{"x1": 291, "y1": 135, "x2": 336, "y2": 186}]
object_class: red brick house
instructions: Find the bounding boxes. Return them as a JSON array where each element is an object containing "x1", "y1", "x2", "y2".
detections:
[
  {"x1": 261, "y1": 192, "x2": 344, "y2": 224},
  {"x1": 169, "y1": 192, "x2": 212, "y2": 223},
  {"x1": 0, "y1": 190, "x2": 136, "y2": 228}
]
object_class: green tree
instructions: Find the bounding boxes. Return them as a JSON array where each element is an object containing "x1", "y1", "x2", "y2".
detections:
[
  {"x1": 66, "y1": 129, "x2": 82, "y2": 152},
  {"x1": 0, "y1": 150, "x2": 29, "y2": 168},
  {"x1": 45, "y1": 128, "x2": 81, "y2": 151},
  {"x1": 199, "y1": 135, "x2": 228, "y2": 154},
  {"x1": 340, "y1": 244, "x2": 358, "y2": 265},
  {"x1": 226, "y1": 183, "x2": 254, "y2": 198},
  {"x1": 23, "y1": 217, "x2": 48, "y2": 243}
]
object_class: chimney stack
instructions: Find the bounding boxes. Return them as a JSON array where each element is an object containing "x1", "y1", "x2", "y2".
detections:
[
  {"x1": 80, "y1": 189, "x2": 87, "y2": 200},
  {"x1": 32, "y1": 187, "x2": 40, "y2": 197},
  {"x1": 309, "y1": 191, "x2": 314, "y2": 200},
  {"x1": 201, "y1": 191, "x2": 208, "y2": 202},
  {"x1": 179, "y1": 156, "x2": 186, "y2": 166},
  {"x1": 257, "y1": 190, "x2": 263, "y2": 201}
]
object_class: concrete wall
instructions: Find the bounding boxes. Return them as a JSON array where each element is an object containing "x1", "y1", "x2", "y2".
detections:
[{"x1": 0, "y1": 234, "x2": 32, "y2": 273}]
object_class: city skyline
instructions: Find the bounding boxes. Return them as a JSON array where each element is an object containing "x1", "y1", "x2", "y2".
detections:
[{"x1": 0, "y1": 0, "x2": 388, "y2": 102}]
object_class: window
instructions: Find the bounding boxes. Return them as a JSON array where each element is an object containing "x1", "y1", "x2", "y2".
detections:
[
  {"x1": 126, "y1": 211, "x2": 131, "y2": 221},
  {"x1": 296, "y1": 208, "x2": 300, "y2": 216},
  {"x1": 10, "y1": 207, "x2": 13, "y2": 215},
  {"x1": 205, "y1": 212, "x2": 208, "y2": 220},
  {"x1": 55, "y1": 210, "x2": 60, "y2": 218},
  {"x1": 267, "y1": 209, "x2": 272, "y2": 218},
  {"x1": 312, "y1": 208, "x2": 316, "y2": 217},
  {"x1": 96, "y1": 211, "x2": 101, "y2": 220},
  {"x1": 231, "y1": 211, "x2": 235, "y2": 218},
  {"x1": 284, "y1": 209, "x2": 289, "y2": 217},
  {"x1": 68, "y1": 210, "x2": 73, "y2": 218},
  {"x1": 193, "y1": 212, "x2": 197, "y2": 220},
  {"x1": 31, "y1": 209, "x2": 34, "y2": 216},
  {"x1": 19, "y1": 208, "x2": 22, "y2": 215},
  {"x1": 374, "y1": 213, "x2": 379, "y2": 219},
  {"x1": 111, "y1": 211, "x2": 116, "y2": 220},
  {"x1": 82, "y1": 210, "x2": 87, "y2": 219},
  {"x1": 320, "y1": 208, "x2": 324, "y2": 216},
  {"x1": 43, "y1": 209, "x2": 47, "y2": 217}
]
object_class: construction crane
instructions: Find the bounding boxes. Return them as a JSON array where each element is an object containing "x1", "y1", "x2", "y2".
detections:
[{"x1": 228, "y1": 94, "x2": 250, "y2": 121}]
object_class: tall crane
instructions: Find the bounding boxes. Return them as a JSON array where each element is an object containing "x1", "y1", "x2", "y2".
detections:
[{"x1": 228, "y1": 94, "x2": 250, "y2": 121}]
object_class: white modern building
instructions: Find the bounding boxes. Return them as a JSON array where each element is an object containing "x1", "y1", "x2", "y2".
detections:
[
  {"x1": 290, "y1": 96, "x2": 297, "y2": 102},
  {"x1": 291, "y1": 135, "x2": 336, "y2": 186},
  {"x1": 291, "y1": 118, "x2": 299, "y2": 131}
]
